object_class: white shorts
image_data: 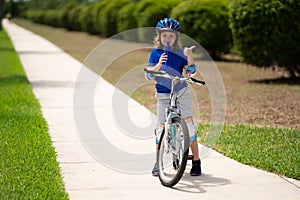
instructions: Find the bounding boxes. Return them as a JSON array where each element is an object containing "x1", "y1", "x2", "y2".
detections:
[{"x1": 155, "y1": 86, "x2": 193, "y2": 124}]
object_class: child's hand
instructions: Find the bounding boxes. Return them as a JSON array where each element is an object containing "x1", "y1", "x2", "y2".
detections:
[
  {"x1": 159, "y1": 53, "x2": 168, "y2": 65},
  {"x1": 184, "y1": 46, "x2": 196, "y2": 57}
]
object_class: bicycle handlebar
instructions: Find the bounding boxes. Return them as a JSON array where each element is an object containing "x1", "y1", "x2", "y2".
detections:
[
  {"x1": 145, "y1": 69, "x2": 166, "y2": 76},
  {"x1": 144, "y1": 68, "x2": 206, "y2": 85},
  {"x1": 190, "y1": 77, "x2": 206, "y2": 85}
]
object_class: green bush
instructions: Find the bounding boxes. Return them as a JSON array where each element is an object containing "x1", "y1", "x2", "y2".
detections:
[
  {"x1": 117, "y1": 3, "x2": 139, "y2": 41},
  {"x1": 66, "y1": 5, "x2": 85, "y2": 31},
  {"x1": 78, "y1": 4, "x2": 94, "y2": 33},
  {"x1": 99, "y1": 0, "x2": 129, "y2": 37},
  {"x1": 230, "y1": 0, "x2": 300, "y2": 77},
  {"x1": 42, "y1": 9, "x2": 62, "y2": 27},
  {"x1": 91, "y1": 0, "x2": 110, "y2": 35},
  {"x1": 24, "y1": 10, "x2": 45, "y2": 24},
  {"x1": 171, "y1": 0, "x2": 232, "y2": 58},
  {"x1": 134, "y1": 0, "x2": 181, "y2": 42},
  {"x1": 58, "y1": 2, "x2": 77, "y2": 29},
  {"x1": 23, "y1": 10, "x2": 33, "y2": 21},
  {"x1": 42, "y1": 10, "x2": 54, "y2": 26}
]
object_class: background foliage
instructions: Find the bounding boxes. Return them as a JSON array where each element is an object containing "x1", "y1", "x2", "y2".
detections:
[
  {"x1": 1, "y1": 0, "x2": 299, "y2": 76},
  {"x1": 229, "y1": 0, "x2": 300, "y2": 77},
  {"x1": 171, "y1": 0, "x2": 232, "y2": 59}
]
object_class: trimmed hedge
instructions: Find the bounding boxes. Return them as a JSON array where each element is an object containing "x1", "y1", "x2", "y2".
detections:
[
  {"x1": 66, "y1": 5, "x2": 85, "y2": 31},
  {"x1": 134, "y1": 0, "x2": 181, "y2": 42},
  {"x1": 78, "y1": 4, "x2": 94, "y2": 34},
  {"x1": 229, "y1": 0, "x2": 300, "y2": 76},
  {"x1": 42, "y1": 9, "x2": 61, "y2": 27},
  {"x1": 23, "y1": 0, "x2": 235, "y2": 57},
  {"x1": 91, "y1": 0, "x2": 110, "y2": 35},
  {"x1": 24, "y1": 10, "x2": 44, "y2": 24},
  {"x1": 134, "y1": 0, "x2": 180, "y2": 27},
  {"x1": 58, "y1": 2, "x2": 77, "y2": 28},
  {"x1": 98, "y1": 0, "x2": 129, "y2": 37},
  {"x1": 117, "y1": 3, "x2": 139, "y2": 41},
  {"x1": 171, "y1": 0, "x2": 232, "y2": 58}
]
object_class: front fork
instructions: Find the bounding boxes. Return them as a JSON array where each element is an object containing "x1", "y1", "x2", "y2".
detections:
[{"x1": 163, "y1": 107, "x2": 181, "y2": 153}]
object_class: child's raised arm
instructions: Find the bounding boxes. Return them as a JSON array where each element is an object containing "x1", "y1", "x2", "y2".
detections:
[{"x1": 184, "y1": 46, "x2": 196, "y2": 66}]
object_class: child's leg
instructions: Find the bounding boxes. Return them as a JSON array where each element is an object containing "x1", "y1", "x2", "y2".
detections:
[
  {"x1": 190, "y1": 141, "x2": 200, "y2": 160},
  {"x1": 152, "y1": 124, "x2": 164, "y2": 176},
  {"x1": 185, "y1": 117, "x2": 200, "y2": 160},
  {"x1": 176, "y1": 87, "x2": 200, "y2": 160},
  {"x1": 155, "y1": 124, "x2": 164, "y2": 150},
  {"x1": 185, "y1": 117, "x2": 202, "y2": 176},
  {"x1": 155, "y1": 93, "x2": 169, "y2": 146},
  {"x1": 152, "y1": 94, "x2": 169, "y2": 176}
]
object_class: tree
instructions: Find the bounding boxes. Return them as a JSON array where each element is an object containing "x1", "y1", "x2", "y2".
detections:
[{"x1": 230, "y1": 0, "x2": 300, "y2": 77}]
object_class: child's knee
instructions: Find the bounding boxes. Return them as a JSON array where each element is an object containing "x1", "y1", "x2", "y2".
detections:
[
  {"x1": 155, "y1": 127, "x2": 164, "y2": 144},
  {"x1": 186, "y1": 121, "x2": 197, "y2": 142}
]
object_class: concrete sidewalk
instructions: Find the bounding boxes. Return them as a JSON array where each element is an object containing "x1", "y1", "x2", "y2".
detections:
[{"x1": 3, "y1": 20, "x2": 299, "y2": 200}]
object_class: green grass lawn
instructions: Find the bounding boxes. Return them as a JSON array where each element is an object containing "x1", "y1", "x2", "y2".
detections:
[
  {"x1": 0, "y1": 30, "x2": 68, "y2": 199},
  {"x1": 198, "y1": 123, "x2": 300, "y2": 180}
]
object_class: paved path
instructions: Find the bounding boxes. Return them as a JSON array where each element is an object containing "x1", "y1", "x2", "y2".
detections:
[{"x1": 3, "y1": 20, "x2": 300, "y2": 200}]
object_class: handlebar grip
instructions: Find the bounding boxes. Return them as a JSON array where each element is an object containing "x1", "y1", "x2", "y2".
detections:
[{"x1": 191, "y1": 77, "x2": 205, "y2": 85}]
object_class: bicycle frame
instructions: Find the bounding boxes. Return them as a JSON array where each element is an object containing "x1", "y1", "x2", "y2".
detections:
[{"x1": 164, "y1": 78, "x2": 182, "y2": 152}]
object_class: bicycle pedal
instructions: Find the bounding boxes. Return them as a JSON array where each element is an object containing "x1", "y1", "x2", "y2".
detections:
[{"x1": 187, "y1": 155, "x2": 194, "y2": 160}]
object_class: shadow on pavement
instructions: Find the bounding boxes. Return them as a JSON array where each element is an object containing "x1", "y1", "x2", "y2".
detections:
[
  {"x1": 173, "y1": 173, "x2": 231, "y2": 193},
  {"x1": 31, "y1": 80, "x2": 74, "y2": 88}
]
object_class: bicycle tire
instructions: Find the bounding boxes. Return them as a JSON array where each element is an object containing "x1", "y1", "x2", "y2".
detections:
[{"x1": 157, "y1": 117, "x2": 189, "y2": 187}]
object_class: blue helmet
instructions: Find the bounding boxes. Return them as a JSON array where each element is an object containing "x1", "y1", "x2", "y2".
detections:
[{"x1": 156, "y1": 18, "x2": 180, "y2": 32}]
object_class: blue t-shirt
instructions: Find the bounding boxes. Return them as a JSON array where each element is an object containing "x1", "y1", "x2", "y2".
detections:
[{"x1": 148, "y1": 48, "x2": 188, "y2": 93}]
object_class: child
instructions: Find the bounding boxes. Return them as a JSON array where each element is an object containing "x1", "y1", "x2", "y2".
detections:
[{"x1": 146, "y1": 18, "x2": 201, "y2": 176}]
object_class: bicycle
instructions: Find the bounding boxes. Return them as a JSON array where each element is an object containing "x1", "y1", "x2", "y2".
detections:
[{"x1": 144, "y1": 68, "x2": 205, "y2": 187}]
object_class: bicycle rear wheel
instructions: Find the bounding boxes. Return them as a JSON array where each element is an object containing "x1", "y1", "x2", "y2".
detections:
[{"x1": 157, "y1": 117, "x2": 189, "y2": 187}]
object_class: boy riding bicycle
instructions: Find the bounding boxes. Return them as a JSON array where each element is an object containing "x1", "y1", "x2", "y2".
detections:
[{"x1": 146, "y1": 18, "x2": 201, "y2": 176}]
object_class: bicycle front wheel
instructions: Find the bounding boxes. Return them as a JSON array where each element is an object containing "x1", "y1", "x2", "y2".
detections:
[{"x1": 157, "y1": 117, "x2": 189, "y2": 187}]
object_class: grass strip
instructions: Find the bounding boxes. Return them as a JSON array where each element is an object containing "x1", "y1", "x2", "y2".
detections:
[
  {"x1": 198, "y1": 123, "x2": 300, "y2": 180},
  {"x1": 0, "y1": 30, "x2": 68, "y2": 199}
]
